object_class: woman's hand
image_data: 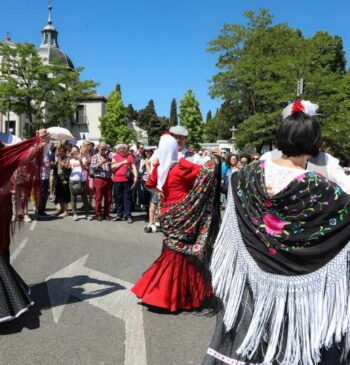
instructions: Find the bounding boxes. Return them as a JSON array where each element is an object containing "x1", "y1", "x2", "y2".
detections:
[
  {"x1": 211, "y1": 147, "x2": 221, "y2": 157},
  {"x1": 131, "y1": 177, "x2": 138, "y2": 190}
]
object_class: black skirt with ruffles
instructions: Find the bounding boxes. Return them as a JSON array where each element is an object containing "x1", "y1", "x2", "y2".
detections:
[
  {"x1": 0, "y1": 254, "x2": 33, "y2": 323},
  {"x1": 202, "y1": 287, "x2": 346, "y2": 365}
]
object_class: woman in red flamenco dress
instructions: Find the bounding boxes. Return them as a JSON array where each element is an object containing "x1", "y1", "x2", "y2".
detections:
[{"x1": 131, "y1": 133, "x2": 220, "y2": 312}]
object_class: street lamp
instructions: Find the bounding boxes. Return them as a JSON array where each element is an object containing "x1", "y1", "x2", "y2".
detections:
[{"x1": 297, "y1": 78, "x2": 304, "y2": 97}]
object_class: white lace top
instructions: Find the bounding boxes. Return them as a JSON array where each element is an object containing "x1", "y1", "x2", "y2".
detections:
[{"x1": 264, "y1": 160, "x2": 307, "y2": 195}]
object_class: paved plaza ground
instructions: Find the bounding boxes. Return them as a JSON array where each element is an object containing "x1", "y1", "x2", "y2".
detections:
[{"x1": 0, "y1": 204, "x2": 216, "y2": 365}]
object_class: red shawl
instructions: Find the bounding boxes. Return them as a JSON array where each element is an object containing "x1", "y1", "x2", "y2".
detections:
[
  {"x1": 0, "y1": 136, "x2": 42, "y2": 187},
  {"x1": 0, "y1": 136, "x2": 44, "y2": 255}
]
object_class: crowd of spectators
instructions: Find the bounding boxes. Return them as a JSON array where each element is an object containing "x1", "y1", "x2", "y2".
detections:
[
  {"x1": 10, "y1": 138, "x2": 159, "y2": 229},
  {"x1": 8, "y1": 127, "x2": 279, "y2": 230},
  {"x1": 9, "y1": 130, "x2": 266, "y2": 227}
]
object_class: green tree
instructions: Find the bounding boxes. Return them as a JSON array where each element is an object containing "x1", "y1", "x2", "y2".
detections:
[
  {"x1": 0, "y1": 42, "x2": 53, "y2": 130},
  {"x1": 170, "y1": 98, "x2": 178, "y2": 127},
  {"x1": 0, "y1": 42, "x2": 97, "y2": 133},
  {"x1": 204, "y1": 110, "x2": 218, "y2": 142},
  {"x1": 207, "y1": 9, "x2": 350, "y2": 157},
  {"x1": 115, "y1": 83, "x2": 122, "y2": 94},
  {"x1": 99, "y1": 90, "x2": 135, "y2": 146},
  {"x1": 179, "y1": 89, "x2": 204, "y2": 148},
  {"x1": 125, "y1": 103, "x2": 138, "y2": 122},
  {"x1": 137, "y1": 100, "x2": 165, "y2": 145},
  {"x1": 159, "y1": 116, "x2": 170, "y2": 134},
  {"x1": 46, "y1": 65, "x2": 97, "y2": 127},
  {"x1": 216, "y1": 103, "x2": 237, "y2": 140},
  {"x1": 208, "y1": 10, "x2": 305, "y2": 151},
  {"x1": 316, "y1": 69, "x2": 350, "y2": 163}
]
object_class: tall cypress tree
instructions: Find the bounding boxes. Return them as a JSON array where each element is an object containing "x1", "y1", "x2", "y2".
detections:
[
  {"x1": 206, "y1": 110, "x2": 212, "y2": 124},
  {"x1": 126, "y1": 103, "x2": 138, "y2": 122},
  {"x1": 170, "y1": 98, "x2": 178, "y2": 127},
  {"x1": 115, "y1": 83, "x2": 122, "y2": 94},
  {"x1": 204, "y1": 110, "x2": 218, "y2": 142},
  {"x1": 137, "y1": 100, "x2": 165, "y2": 145}
]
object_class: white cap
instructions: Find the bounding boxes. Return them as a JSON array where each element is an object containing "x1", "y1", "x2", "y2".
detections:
[{"x1": 169, "y1": 125, "x2": 189, "y2": 137}]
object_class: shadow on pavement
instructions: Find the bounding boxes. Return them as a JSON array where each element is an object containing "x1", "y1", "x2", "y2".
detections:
[{"x1": 0, "y1": 275, "x2": 125, "y2": 335}]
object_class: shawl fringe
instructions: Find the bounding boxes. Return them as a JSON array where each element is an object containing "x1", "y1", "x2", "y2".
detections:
[
  {"x1": 211, "y1": 187, "x2": 350, "y2": 365},
  {"x1": 0, "y1": 137, "x2": 44, "y2": 252}
]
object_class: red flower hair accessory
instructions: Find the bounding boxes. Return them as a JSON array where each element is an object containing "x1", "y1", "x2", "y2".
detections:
[
  {"x1": 282, "y1": 100, "x2": 319, "y2": 120},
  {"x1": 292, "y1": 100, "x2": 304, "y2": 113}
]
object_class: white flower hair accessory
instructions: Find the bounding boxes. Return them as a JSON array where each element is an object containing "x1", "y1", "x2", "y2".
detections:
[{"x1": 282, "y1": 100, "x2": 319, "y2": 120}]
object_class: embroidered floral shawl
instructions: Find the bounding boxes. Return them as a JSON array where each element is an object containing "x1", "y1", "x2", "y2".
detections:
[
  {"x1": 158, "y1": 156, "x2": 221, "y2": 263},
  {"x1": 210, "y1": 161, "x2": 350, "y2": 365},
  {"x1": 234, "y1": 160, "x2": 350, "y2": 275}
]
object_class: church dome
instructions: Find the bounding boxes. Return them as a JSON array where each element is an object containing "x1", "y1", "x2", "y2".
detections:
[
  {"x1": 37, "y1": 1, "x2": 74, "y2": 70},
  {"x1": 38, "y1": 46, "x2": 74, "y2": 69}
]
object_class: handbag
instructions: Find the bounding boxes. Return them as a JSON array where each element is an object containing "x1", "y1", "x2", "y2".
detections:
[
  {"x1": 70, "y1": 172, "x2": 83, "y2": 196},
  {"x1": 88, "y1": 165, "x2": 95, "y2": 178},
  {"x1": 125, "y1": 165, "x2": 134, "y2": 182}
]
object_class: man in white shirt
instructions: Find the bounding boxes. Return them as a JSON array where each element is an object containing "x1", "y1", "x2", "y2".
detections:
[
  {"x1": 169, "y1": 125, "x2": 197, "y2": 160},
  {"x1": 169, "y1": 125, "x2": 215, "y2": 164}
]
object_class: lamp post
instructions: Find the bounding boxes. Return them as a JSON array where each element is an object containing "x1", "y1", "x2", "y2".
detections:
[{"x1": 297, "y1": 77, "x2": 304, "y2": 97}]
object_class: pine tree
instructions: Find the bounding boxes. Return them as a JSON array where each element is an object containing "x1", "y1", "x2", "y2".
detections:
[
  {"x1": 170, "y1": 98, "x2": 178, "y2": 127},
  {"x1": 99, "y1": 90, "x2": 135, "y2": 146},
  {"x1": 179, "y1": 89, "x2": 204, "y2": 148}
]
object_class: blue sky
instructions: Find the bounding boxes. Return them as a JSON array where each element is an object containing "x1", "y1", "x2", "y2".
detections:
[{"x1": 1, "y1": 0, "x2": 350, "y2": 118}]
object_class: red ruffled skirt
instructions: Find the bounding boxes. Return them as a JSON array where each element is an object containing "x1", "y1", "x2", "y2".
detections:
[{"x1": 132, "y1": 248, "x2": 212, "y2": 312}]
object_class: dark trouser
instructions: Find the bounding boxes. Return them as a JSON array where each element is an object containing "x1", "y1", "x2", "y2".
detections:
[
  {"x1": 139, "y1": 179, "x2": 151, "y2": 216},
  {"x1": 94, "y1": 178, "x2": 112, "y2": 217},
  {"x1": 113, "y1": 181, "x2": 132, "y2": 218},
  {"x1": 70, "y1": 181, "x2": 89, "y2": 216},
  {"x1": 37, "y1": 179, "x2": 49, "y2": 214}
]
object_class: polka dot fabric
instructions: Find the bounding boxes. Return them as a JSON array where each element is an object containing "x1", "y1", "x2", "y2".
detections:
[{"x1": 0, "y1": 255, "x2": 33, "y2": 322}]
